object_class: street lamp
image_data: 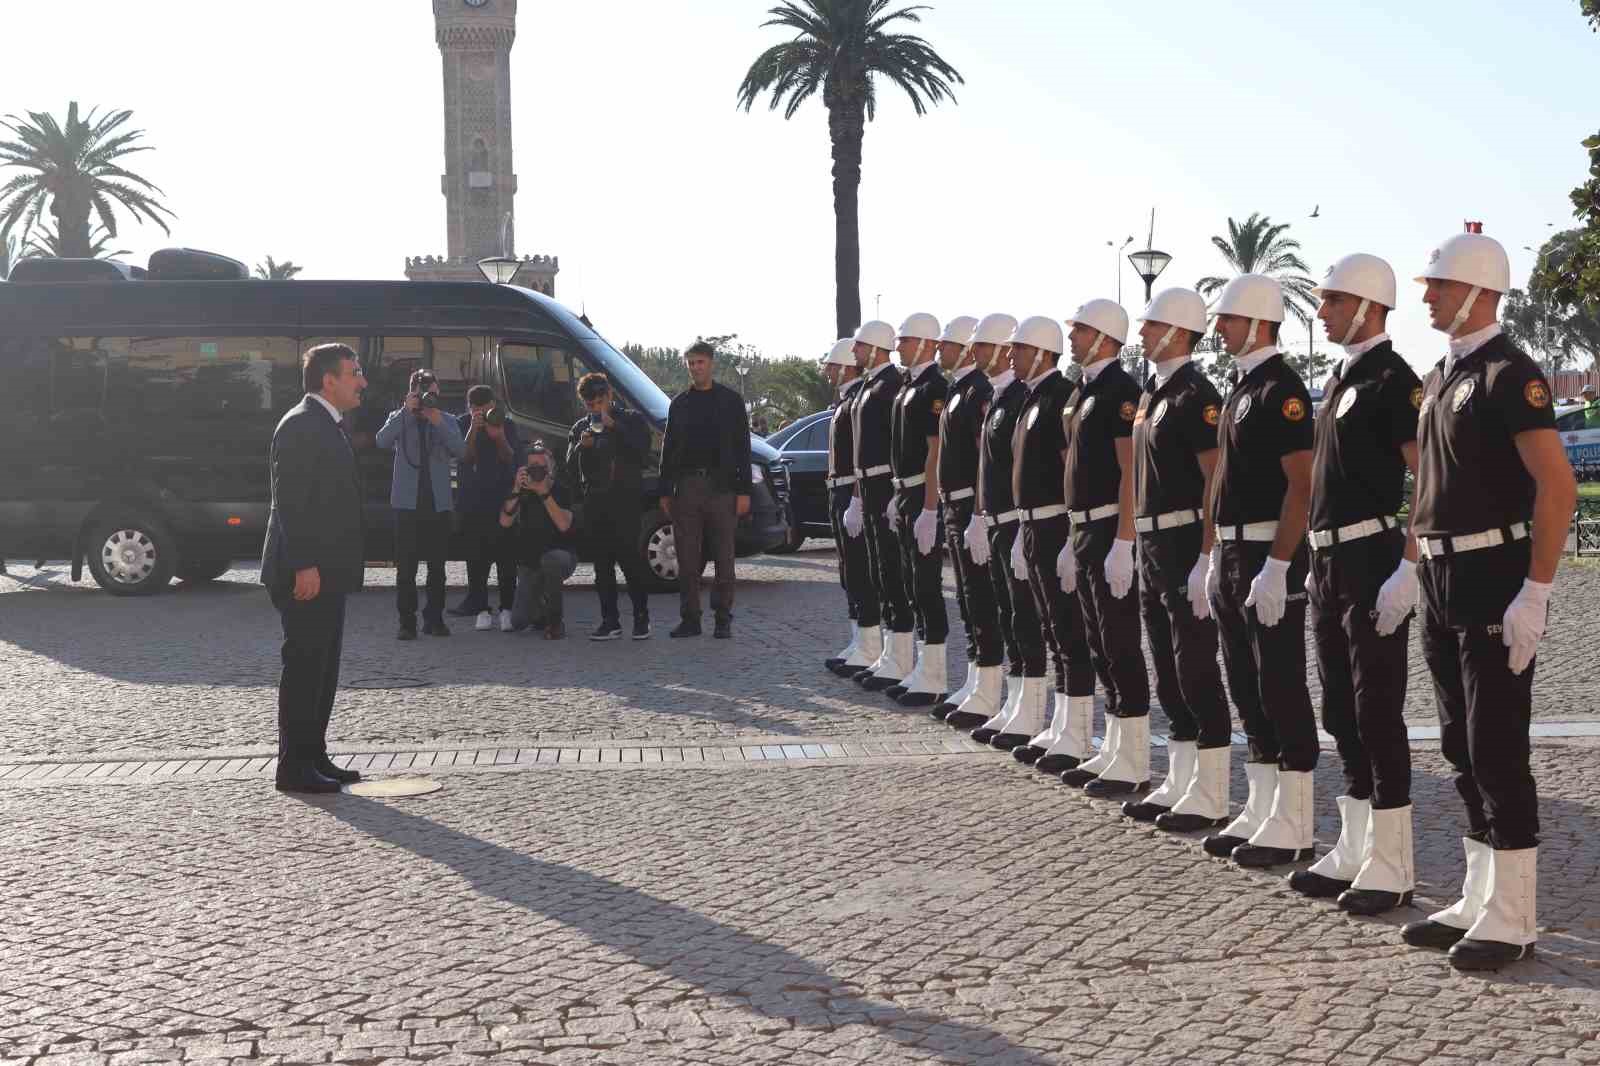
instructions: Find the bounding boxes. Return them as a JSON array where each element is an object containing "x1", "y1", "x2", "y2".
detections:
[
  {"x1": 1127, "y1": 246, "x2": 1172, "y2": 384},
  {"x1": 1108, "y1": 236, "x2": 1133, "y2": 302},
  {"x1": 477, "y1": 256, "x2": 521, "y2": 285}
]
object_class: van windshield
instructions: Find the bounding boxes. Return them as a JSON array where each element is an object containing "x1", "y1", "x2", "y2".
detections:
[{"x1": 576, "y1": 334, "x2": 670, "y2": 424}]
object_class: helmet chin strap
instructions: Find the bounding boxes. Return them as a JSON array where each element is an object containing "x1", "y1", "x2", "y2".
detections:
[
  {"x1": 1027, "y1": 346, "x2": 1045, "y2": 381},
  {"x1": 1447, "y1": 286, "x2": 1482, "y2": 337},
  {"x1": 1148, "y1": 325, "x2": 1177, "y2": 362},
  {"x1": 1237, "y1": 319, "x2": 1261, "y2": 359},
  {"x1": 1340, "y1": 298, "x2": 1371, "y2": 346}
]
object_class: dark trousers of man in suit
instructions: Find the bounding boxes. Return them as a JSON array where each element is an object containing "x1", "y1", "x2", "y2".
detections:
[{"x1": 271, "y1": 586, "x2": 347, "y2": 764}]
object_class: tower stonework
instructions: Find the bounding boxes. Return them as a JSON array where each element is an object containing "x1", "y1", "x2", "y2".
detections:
[{"x1": 405, "y1": 0, "x2": 557, "y2": 294}]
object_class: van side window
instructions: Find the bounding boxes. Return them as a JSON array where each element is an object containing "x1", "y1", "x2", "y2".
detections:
[
  {"x1": 107, "y1": 336, "x2": 299, "y2": 418},
  {"x1": 430, "y1": 336, "x2": 477, "y2": 413},
  {"x1": 50, "y1": 337, "x2": 114, "y2": 421},
  {"x1": 501, "y1": 342, "x2": 582, "y2": 427}
]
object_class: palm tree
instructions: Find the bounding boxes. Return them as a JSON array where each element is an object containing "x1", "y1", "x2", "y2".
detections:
[
  {"x1": 0, "y1": 233, "x2": 16, "y2": 281},
  {"x1": 255, "y1": 256, "x2": 303, "y2": 280},
  {"x1": 1196, "y1": 213, "x2": 1318, "y2": 328},
  {"x1": 22, "y1": 220, "x2": 130, "y2": 260},
  {"x1": 737, "y1": 1, "x2": 962, "y2": 337},
  {"x1": 0, "y1": 102, "x2": 174, "y2": 259}
]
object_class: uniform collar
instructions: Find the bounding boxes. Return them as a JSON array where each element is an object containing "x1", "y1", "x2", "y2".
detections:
[
  {"x1": 307, "y1": 392, "x2": 342, "y2": 425},
  {"x1": 1233, "y1": 345, "x2": 1280, "y2": 379},
  {"x1": 1152, "y1": 356, "x2": 1191, "y2": 388},
  {"x1": 1026, "y1": 366, "x2": 1060, "y2": 392},
  {"x1": 909, "y1": 359, "x2": 940, "y2": 382},
  {"x1": 1080, "y1": 357, "x2": 1116, "y2": 384},
  {"x1": 1447, "y1": 323, "x2": 1502, "y2": 371},
  {"x1": 952, "y1": 363, "x2": 979, "y2": 385},
  {"x1": 987, "y1": 368, "x2": 1016, "y2": 393},
  {"x1": 1339, "y1": 332, "x2": 1390, "y2": 377},
  {"x1": 866, "y1": 359, "x2": 896, "y2": 381}
]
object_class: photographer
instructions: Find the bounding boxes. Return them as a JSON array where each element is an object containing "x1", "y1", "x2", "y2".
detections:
[
  {"x1": 450, "y1": 385, "x2": 522, "y2": 631},
  {"x1": 376, "y1": 369, "x2": 465, "y2": 639},
  {"x1": 500, "y1": 442, "x2": 581, "y2": 640},
  {"x1": 567, "y1": 372, "x2": 653, "y2": 640}
]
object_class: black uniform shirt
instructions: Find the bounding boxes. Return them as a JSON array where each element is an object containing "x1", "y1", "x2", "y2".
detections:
[
  {"x1": 1064, "y1": 359, "x2": 1142, "y2": 510},
  {"x1": 938, "y1": 367, "x2": 993, "y2": 494},
  {"x1": 979, "y1": 376, "x2": 1028, "y2": 515},
  {"x1": 1213, "y1": 352, "x2": 1315, "y2": 527},
  {"x1": 1012, "y1": 370, "x2": 1078, "y2": 511},
  {"x1": 828, "y1": 378, "x2": 863, "y2": 480},
  {"x1": 1133, "y1": 360, "x2": 1223, "y2": 518},
  {"x1": 1413, "y1": 332, "x2": 1555, "y2": 538},
  {"x1": 1309, "y1": 341, "x2": 1422, "y2": 531},
  {"x1": 852, "y1": 361, "x2": 903, "y2": 476},
  {"x1": 891, "y1": 361, "x2": 949, "y2": 480}
]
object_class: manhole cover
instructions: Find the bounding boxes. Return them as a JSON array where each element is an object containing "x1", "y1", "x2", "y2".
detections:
[
  {"x1": 345, "y1": 676, "x2": 432, "y2": 690},
  {"x1": 344, "y1": 777, "x2": 442, "y2": 798}
]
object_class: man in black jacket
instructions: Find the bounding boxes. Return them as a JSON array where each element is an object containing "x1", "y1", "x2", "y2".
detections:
[
  {"x1": 659, "y1": 340, "x2": 752, "y2": 639},
  {"x1": 261, "y1": 343, "x2": 367, "y2": 795},
  {"x1": 568, "y1": 372, "x2": 653, "y2": 640}
]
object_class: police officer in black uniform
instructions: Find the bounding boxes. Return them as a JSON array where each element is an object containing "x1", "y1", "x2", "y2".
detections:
[
  {"x1": 1059, "y1": 298, "x2": 1151, "y2": 796},
  {"x1": 847, "y1": 320, "x2": 916, "y2": 691},
  {"x1": 1199, "y1": 274, "x2": 1320, "y2": 869},
  {"x1": 821, "y1": 339, "x2": 878, "y2": 676},
  {"x1": 885, "y1": 312, "x2": 952, "y2": 707},
  {"x1": 1290, "y1": 254, "x2": 1422, "y2": 915},
  {"x1": 1400, "y1": 231, "x2": 1575, "y2": 972}
]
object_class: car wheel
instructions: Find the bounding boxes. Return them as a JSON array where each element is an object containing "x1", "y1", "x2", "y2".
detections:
[
  {"x1": 84, "y1": 511, "x2": 178, "y2": 596},
  {"x1": 176, "y1": 556, "x2": 233, "y2": 583}
]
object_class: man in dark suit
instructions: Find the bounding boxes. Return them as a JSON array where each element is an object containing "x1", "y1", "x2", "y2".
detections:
[{"x1": 261, "y1": 343, "x2": 368, "y2": 794}]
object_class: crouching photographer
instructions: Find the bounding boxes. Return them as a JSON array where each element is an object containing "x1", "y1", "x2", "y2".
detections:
[{"x1": 500, "y1": 442, "x2": 580, "y2": 640}]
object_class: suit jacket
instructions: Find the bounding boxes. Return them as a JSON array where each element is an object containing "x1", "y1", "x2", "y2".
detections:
[
  {"x1": 261, "y1": 396, "x2": 365, "y2": 595},
  {"x1": 658, "y1": 382, "x2": 753, "y2": 496}
]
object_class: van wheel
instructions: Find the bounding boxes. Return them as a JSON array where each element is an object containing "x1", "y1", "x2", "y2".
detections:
[
  {"x1": 638, "y1": 511, "x2": 708, "y2": 593},
  {"x1": 177, "y1": 556, "x2": 232, "y2": 583},
  {"x1": 84, "y1": 512, "x2": 178, "y2": 596}
]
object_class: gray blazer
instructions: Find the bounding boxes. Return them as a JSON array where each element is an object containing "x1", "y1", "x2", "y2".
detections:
[{"x1": 375, "y1": 408, "x2": 465, "y2": 511}]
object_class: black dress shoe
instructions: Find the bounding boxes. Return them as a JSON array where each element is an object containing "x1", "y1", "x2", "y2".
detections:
[
  {"x1": 860, "y1": 673, "x2": 902, "y2": 692},
  {"x1": 1337, "y1": 887, "x2": 1412, "y2": 916},
  {"x1": 1201, "y1": 832, "x2": 1249, "y2": 858},
  {"x1": 1012, "y1": 745, "x2": 1046, "y2": 765},
  {"x1": 1034, "y1": 753, "x2": 1080, "y2": 774},
  {"x1": 897, "y1": 690, "x2": 941, "y2": 708},
  {"x1": 884, "y1": 683, "x2": 909, "y2": 699},
  {"x1": 1288, "y1": 868, "x2": 1352, "y2": 899},
  {"x1": 832, "y1": 663, "x2": 868, "y2": 678},
  {"x1": 991, "y1": 731, "x2": 1033, "y2": 752},
  {"x1": 1059, "y1": 766, "x2": 1099, "y2": 788},
  {"x1": 1122, "y1": 798, "x2": 1170, "y2": 822},
  {"x1": 422, "y1": 620, "x2": 451, "y2": 637},
  {"x1": 1157, "y1": 810, "x2": 1229, "y2": 833},
  {"x1": 1232, "y1": 843, "x2": 1315, "y2": 868},
  {"x1": 928, "y1": 696, "x2": 961, "y2": 718},
  {"x1": 1084, "y1": 776, "x2": 1146, "y2": 798},
  {"x1": 826, "y1": 656, "x2": 847, "y2": 670},
  {"x1": 1448, "y1": 937, "x2": 1534, "y2": 971},
  {"x1": 275, "y1": 763, "x2": 341, "y2": 794},
  {"x1": 670, "y1": 620, "x2": 702, "y2": 638},
  {"x1": 944, "y1": 710, "x2": 988, "y2": 730},
  {"x1": 315, "y1": 757, "x2": 361, "y2": 785},
  {"x1": 398, "y1": 622, "x2": 417, "y2": 640},
  {"x1": 970, "y1": 727, "x2": 1002, "y2": 744},
  {"x1": 1400, "y1": 918, "x2": 1470, "y2": 951}
]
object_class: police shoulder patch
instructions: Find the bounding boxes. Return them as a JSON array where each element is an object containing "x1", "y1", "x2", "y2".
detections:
[
  {"x1": 1119, "y1": 400, "x2": 1137, "y2": 421},
  {"x1": 1202, "y1": 404, "x2": 1220, "y2": 426},
  {"x1": 1410, "y1": 385, "x2": 1424, "y2": 410},
  {"x1": 1524, "y1": 379, "x2": 1550, "y2": 409},
  {"x1": 1282, "y1": 396, "x2": 1307, "y2": 422},
  {"x1": 931, "y1": 398, "x2": 945, "y2": 416}
]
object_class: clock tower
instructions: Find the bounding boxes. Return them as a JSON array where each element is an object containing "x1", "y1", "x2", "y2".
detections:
[{"x1": 405, "y1": 0, "x2": 558, "y2": 293}]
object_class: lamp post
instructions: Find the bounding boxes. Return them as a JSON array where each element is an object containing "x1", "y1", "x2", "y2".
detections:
[
  {"x1": 477, "y1": 256, "x2": 521, "y2": 285},
  {"x1": 1108, "y1": 236, "x2": 1133, "y2": 303},
  {"x1": 1127, "y1": 246, "x2": 1172, "y2": 384}
]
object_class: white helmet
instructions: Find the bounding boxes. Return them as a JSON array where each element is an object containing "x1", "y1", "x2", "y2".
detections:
[
  {"x1": 972, "y1": 312, "x2": 1019, "y2": 346},
  {"x1": 1008, "y1": 315, "x2": 1064, "y2": 354},
  {"x1": 1314, "y1": 254, "x2": 1396, "y2": 346},
  {"x1": 1210, "y1": 273, "x2": 1285, "y2": 323},
  {"x1": 1065, "y1": 298, "x2": 1130, "y2": 359},
  {"x1": 939, "y1": 315, "x2": 979, "y2": 346},
  {"x1": 1138, "y1": 288, "x2": 1207, "y2": 361},
  {"x1": 1415, "y1": 233, "x2": 1511, "y2": 336},
  {"x1": 824, "y1": 337, "x2": 856, "y2": 367},
  {"x1": 854, "y1": 319, "x2": 897, "y2": 352},
  {"x1": 897, "y1": 312, "x2": 942, "y2": 343}
]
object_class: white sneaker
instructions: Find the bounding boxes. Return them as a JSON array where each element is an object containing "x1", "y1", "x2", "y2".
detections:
[
  {"x1": 498, "y1": 609, "x2": 514, "y2": 633},
  {"x1": 475, "y1": 610, "x2": 493, "y2": 631}
]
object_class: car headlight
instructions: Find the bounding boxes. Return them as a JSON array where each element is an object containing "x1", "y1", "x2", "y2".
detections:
[{"x1": 751, "y1": 463, "x2": 765, "y2": 483}]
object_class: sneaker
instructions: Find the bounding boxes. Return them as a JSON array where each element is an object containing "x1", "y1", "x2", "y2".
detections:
[
  {"x1": 475, "y1": 611, "x2": 494, "y2": 632},
  {"x1": 422, "y1": 620, "x2": 451, "y2": 637},
  {"x1": 544, "y1": 622, "x2": 566, "y2": 640},
  {"x1": 632, "y1": 616, "x2": 652, "y2": 640},
  {"x1": 713, "y1": 615, "x2": 732, "y2": 640},
  {"x1": 591, "y1": 620, "x2": 624, "y2": 641},
  {"x1": 446, "y1": 601, "x2": 484, "y2": 618},
  {"x1": 670, "y1": 619, "x2": 702, "y2": 638},
  {"x1": 498, "y1": 609, "x2": 514, "y2": 633}
]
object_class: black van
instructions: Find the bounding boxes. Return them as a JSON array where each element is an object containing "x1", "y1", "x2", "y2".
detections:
[{"x1": 0, "y1": 252, "x2": 790, "y2": 594}]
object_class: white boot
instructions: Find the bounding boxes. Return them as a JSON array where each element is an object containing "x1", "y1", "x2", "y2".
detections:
[
  {"x1": 898, "y1": 642, "x2": 947, "y2": 703},
  {"x1": 841, "y1": 625, "x2": 883, "y2": 675},
  {"x1": 1027, "y1": 692, "x2": 1068, "y2": 751},
  {"x1": 830, "y1": 622, "x2": 860, "y2": 666},
  {"x1": 1289, "y1": 795, "x2": 1370, "y2": 896},
  {"x1": 1452, "y1": 847, "x2": 1537, "y2": 967},
  {"x1": 1340, "y1": 804, "x2": 1415, "y2": 915},
  {"x1": 1158, "y1": 745, "x2": 1231, "y2": 831},
  {"x1": 1235, "y1": 769, "x2": 1315, "y2": 866},
  {"x1": 938, "y1": 663, "x2": 980, "y2": 713},
  {"x1": 862, "y1": 631, "x2": 914, "y2": 688},
  {"x1": 1125, "y1": 739, "x2": 1195, "y2": 821},
  {"x1": 1076, "y1": 710, "x2": 1118, "y2": 775},
  {"x1": 993, "y1": 677, "x2": 1050, "y2": 748},
  {"x1": 1085, "y1": 715, "x2": 1151, "y2": 794},
  {"x1": 975, "y1": 674, "x2": 1024, "y2": 737},
  {"x1": 947, "y1": 665, "x2": 1006, "y2": 729},
  {"x1": 1404, "y1": 836, "x2": 1493, "y2": 949},
  {"x1": 1203, "y1": 761, "x2": 1275, "y2": 856},
  {"x1": 1039, "y1": 695, "x2": 1095, "y2": 769}
]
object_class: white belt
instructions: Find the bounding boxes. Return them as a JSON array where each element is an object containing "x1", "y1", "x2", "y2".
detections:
[
  {"x1": 1070, "y1": 503, "x2": 1119, "y2": 525},
  {"x1": 1217, "y1": 520, "x2": 1279, "y2": 543},
  {"x1": 1020, "y1": 504, "x2": 1071, "y2": 522},
  {"x1": 940, "y1": 487, "x2": 975, "y2": 503},
  {"x1": 983, "y1": 509, "x2": 1021, "y2": 528},
  {"x1": 1135, "y1": 508, "x2": 1200, "y2": 534},
  {"x1": 857, "y1": 464, "x2": 892, "y2": 479},
  {"x1": 826, "y1": 474, "x2": 857, "y2": 489},
  {"x1": 892, "y1": 473, "x2": 927, "y2": 489},
  {"x1": 1419, "y1": 522, "x2": 1530, "y2": 559},
  {"x1": 1309, "y1": 515, "x2": 1397, "y2": 551}
]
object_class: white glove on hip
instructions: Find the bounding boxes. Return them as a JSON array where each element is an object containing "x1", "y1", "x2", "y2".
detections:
[
  {"x1": 1186, "y1": 554, "x2": 1212, "y2": 621},
  {"x1": 1503, "y1": 578, "x2": 1552, "y2": 676},
  {"x1": 1010, "y1": 530, "x2": 1028, "y2": 583},
  {"x1": 913, "y1": 508, "x2": 940, "y2": 556},
  {"x1": 1057, "y1": 542, "x2": 1077, "y2": 594},
  {"x1": 964, "y1": 513, "x2": 990, "y2": 565},
  {"x1": 1244, "y1": 556, "x2": 1291, "y2": 628},
  {"x1": 1104, "y1": 538, "x2": 1135, "y2": 599},
  {"x1": 1373, "y1": 558, "x2": 1418, "y2": 637},
  {"x1": 885, "y1": 499, "x2": 900, "y2": 530},
  {"x1": 843, "y1": 496, "x2": 863, "y2": 538}
]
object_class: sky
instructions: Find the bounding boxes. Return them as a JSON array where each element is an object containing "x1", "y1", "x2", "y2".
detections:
[{"x1": 4, "y1": 0, "x2": 1598, "y2": 374}]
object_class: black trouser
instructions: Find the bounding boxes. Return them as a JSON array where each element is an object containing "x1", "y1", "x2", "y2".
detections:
[
  {"x1": 1139, "y1": 522, "x2": 1230, "y2": 747},
  {"x1": 1022, "y1": 514, "x2": 1095, "y2": 697},
  {"x1": 462, "y1": 510, "x2": 517, "y2": 612},
  {"x1": 832, "y1": 485, "x2": 876, "y2": 626},
  {"x1": 270, "y1": 587, "x2": 346, "y2": 763},
  {"x1": 396, "y1": 509, "x2": 450, "y2": 624},
  {"x1": 589, "y1": 492, "x2": 650, "y2": 623},
  {"x1": 861, "y1": 478, "x2": 912, "y2": 633},
  {"x1": 1310, "y1": 528, "x2": 1412, "y2": 808},
  {"x1": 987, "y1": 521, "x2": 1042, "y2": 677},
  {"x1": 944, "y1": 497, "x2": 1003, "y2": 667},
  {"x1": 1072, "y1": 517, "x2": 1149, "y2": 717},
  {"x1": 1213, "y1": 539, "x2": 1318, "y2": 770},
  {"x1": 1420, "y1": 540, "x2": 1540, "y2": 850},
  {"x1": 892, "y1": 488, "x2": 948, "y2": 644}
]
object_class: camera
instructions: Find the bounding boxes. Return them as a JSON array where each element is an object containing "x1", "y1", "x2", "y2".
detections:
[
  {"x1": 587, "y1": 412, "x2": 604, "y2": 432},
  {"x1": 419, "y1": 392, "x2": 441, "y2": 411},
  {"x1": 519, "y1": 457, "x2": 550, "y2": 495},
  {"x1": 485, "y1": 405, "x2": 506, "y2": 427}
]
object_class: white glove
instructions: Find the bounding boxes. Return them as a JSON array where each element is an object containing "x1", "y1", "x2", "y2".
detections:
[
  {"x1": 1373, "y1": 558, "x2": 1418, "y2": 637},
  {"x1": 1187, "y1": 553, "x2": 1212, "y2": 621},
  {"x1": 913, "y1": 508, "x2": 940, "y2": 555},
  {"x1": 885, "y1": 500, "x2": 900, "y2": 530},
  {"x1": 1244, "y1": 556, "x2": 1291, "y2": 628},
  {"x1": 1057, "y1": 542, "x2": 1077, "y2": 594},
  {"x1": 843, "y1": 497, "x2": 863, "y2": 538},
  {"x1": 1503, "y1": 578, "x2": 1552, "y2": 676},
  {"x1": 964, "y1": 514, "x2": 990, "y2": 565},
  {"x1": 1010, "y1": 531, "x2": 1028, "y2": 582},
  {"x1": 1104, "y1": 538, "x2": 1135, "y2": 599}
]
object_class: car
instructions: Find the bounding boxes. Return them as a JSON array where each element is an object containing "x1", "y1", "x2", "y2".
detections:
[
  {"x1": 764, "y1": 409, "x2": 835, "y2": 552},
  {"x1": 0, "y1": 249, "x2": 790, "y2": 594},
  {"x1": 1554, "y1": 401, "x2": 1600, "y2": 482}
]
